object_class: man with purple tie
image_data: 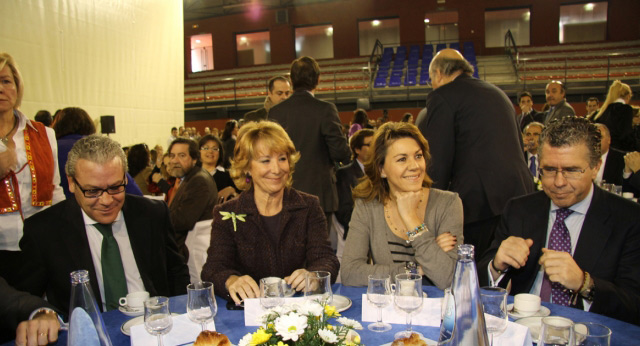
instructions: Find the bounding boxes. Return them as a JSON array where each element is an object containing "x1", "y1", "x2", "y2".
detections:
[
  {"x1": 523, "y1": 122, "x2": 544, "y2": 182},
  {"x1": 478, "y1": 116, "x2": 640, "y2": 325}
]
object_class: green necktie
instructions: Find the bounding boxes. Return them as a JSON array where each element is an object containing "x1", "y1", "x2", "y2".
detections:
[{"x1": 94, "y1": 223, "x2": 128, "y2": 311}]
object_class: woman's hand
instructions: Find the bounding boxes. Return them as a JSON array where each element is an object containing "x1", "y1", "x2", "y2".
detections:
[
  {"x1": 284, "y1": 269, "x2": 309, "y2": 292},
  {"x1": 217, "y1": 186, "x2": 238, "y2": 204},
  {"x1": 435, "y1": 232, "x2": 457, "y2": 252},
  {"x1": 225, "y1": 275, "x2": 260, "y2": 305},
  {"x1": 395, "y1": 190, "x2": 423, "y2": 225},
  {"x1": 0, "y1": 147, "x2": 18, "y2": 178}
]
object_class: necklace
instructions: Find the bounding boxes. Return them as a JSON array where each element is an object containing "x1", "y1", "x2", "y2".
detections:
[
  {"x1": 0, "y1": 116, "x2": 17, "y2": 145},
  {"x1": 384, "y1": 194, "x2": 424, "y2": 240}
]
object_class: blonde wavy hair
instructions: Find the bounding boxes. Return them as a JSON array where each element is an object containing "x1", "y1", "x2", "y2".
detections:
[
  {"x1": 0, "y1": 53, "x2": 24, "y2": 109},
  {"x1": 352, "y1": 122, "x2": 433, "y2": 202},
  {"x1": 592, "y1": 80, "x2": 632, "y2": 121},
  {"x1": 229, "y1": 121, "x2": 300, "y2": 190}
]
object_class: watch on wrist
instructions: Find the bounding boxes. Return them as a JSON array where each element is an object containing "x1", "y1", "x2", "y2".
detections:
[
  {"x1": 405, "y1": 261, "x2": 418, "y2": 275},
  {"x1": 579, "y1": 273, "x2": 595, "y2": 301}
]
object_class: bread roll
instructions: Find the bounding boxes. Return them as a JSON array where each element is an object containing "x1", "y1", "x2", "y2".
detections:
[
  {"x1": 391, "y1": 333, "x2": 427, "y2": 346},
  {"x1": 193, "y1": 330, "x2": 231, "y2": 346}
]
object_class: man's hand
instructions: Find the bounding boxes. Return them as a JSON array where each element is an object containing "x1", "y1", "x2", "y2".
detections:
[
  {"x1": 151, "y1": 172, "x2": 162, "y2": 183},
  {"x1": 624, "y1": 152, "x2": 640, "y2": 173},
  {"x1": 225, "y1": 275, "x2": 260, "y2": 305},
  {"x1": 284, "y1": 269, "x2": 310, "y2": 292},
  {"x1": 539, "y1": 248, "x2": 584, "y2": 291},
  {"x1": 435, "y1": 232, "x2": 457, "y2": 252},
  {"x1": 15, "y1": 313, "x2": 60, "y2": 346},
  {"x1": 493, "y1": 236, "x2": 534, "y2": 272},
  {"x1": 521, "y1": 104, "x2": 532, "y2": 114}
]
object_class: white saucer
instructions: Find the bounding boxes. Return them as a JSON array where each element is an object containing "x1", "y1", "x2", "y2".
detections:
[
  {"x1": 118, "y1": 305, "x2": 144, "y2": 317},
  {"x1": 515, "y1": 316, "x2": 543, "y2": 344},
  {"x1": 332, "y1": 294, "x2": 352, "y2": 312},
  {"x1": 507, "y1": 304, "x2": 551, "y2": 319},
  {"x1": 120, "y1": 313, "x2": 179, "y2": 336}
]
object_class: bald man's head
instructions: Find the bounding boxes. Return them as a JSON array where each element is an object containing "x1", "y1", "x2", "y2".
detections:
[{"x1": 429, "y1": 49, "x2": 474, "y2": 89}]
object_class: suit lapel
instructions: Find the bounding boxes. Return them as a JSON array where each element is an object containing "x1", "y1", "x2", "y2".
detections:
[
  {"x1": 573, "y1": 187, "x2": 611, "y2": 272},
  {"x1": 520, "y1": 193, "x2": 551, "y2": 292},
  {"x1": 62, "y1": 199, "x2": 104, "y2": 307},
  {"x1": 122, "y1": 197, "x2": 154, "y2": 294}
]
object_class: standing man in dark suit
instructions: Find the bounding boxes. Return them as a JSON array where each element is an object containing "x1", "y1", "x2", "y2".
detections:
[
  {"x1": 544, "y1": 81, "x2": 575, "y2": 125},
  {"x1": 594, "y1": 123, "x2": 625, "y2": 186},
  {"x1": 17, "y1": 135, "x2": 189, "y2": 315},
  {"x1": 333, "y1": 128, "x2": 374, "y2": 260},
  {"x1": 523, "y1": 122, "x2": 544, "y2": 183},
  {"x1": 243, "y1": 75, "x2": 291, "y2": 123},
  {"x1": 167, "y1": 138, "x2": 217, "y2": 260},
  {"x1": 478, "y1": 117, "x2": 640, "y2": 325},
  {"x1": 269, "y1": 56, "x2": 351, "y2": 226},
  {"x1": 517, "y1": 91, "x2": 545, "y2": 133},
  {"x1": 416, "y1": 49, "x2": 533, "y2": 259}
]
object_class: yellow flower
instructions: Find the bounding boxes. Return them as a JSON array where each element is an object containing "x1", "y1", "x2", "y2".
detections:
[
  {"x1": 250, "y1": 328, "x2": 271, "y2": 345},
  {"x1": 326, "y1": 324, "x2": 334, "y2": 330},
  {"x1": 324, "y1": 305, "x2": 341, "y2": 318},
  {"x1": 277, "y1": 342, "x2": 288, "y2": 346},
  {"x1": 345, "y1": 342, "x2": 356, "y2": 346},
  {"x1": 353, "y1": 335, "x2": 361, "y2": 344}
]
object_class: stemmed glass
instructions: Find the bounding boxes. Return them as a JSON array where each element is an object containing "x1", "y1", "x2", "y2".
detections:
[
  {"x1": 367, "y1": 274, "x2": 392, "y2": 332},
  {"x1": 186, "y1": 281, "x2": 218, "y2": 331},
  {"x1": 304, "y1": 271, "x2": 333, "y2": 305},
  {"x1": 144, "y1": 296, "x2": 172, "y2": 346},
  {"x1": 393, "y1": 273, "x2": 424, "y2": 340},
  {"x1": 260, "y1": 277, "x2": 285, "y2": 309},
  {"x1": 480, "y1": 286, "x2": 508, "y2": 345},
  {"x1": 540, "y1": 316, "x2": 575, "y2": 346}
]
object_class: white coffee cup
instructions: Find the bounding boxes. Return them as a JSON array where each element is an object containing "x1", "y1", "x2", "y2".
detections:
[
  {"x1": 514, "y1": 293, "x2": 541, "y2": 317},
  {"x1": 119, "y1": 291, "x2": 150, "y2": 309}
]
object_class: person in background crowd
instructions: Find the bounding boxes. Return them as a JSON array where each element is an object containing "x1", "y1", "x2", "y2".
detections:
[
  {"x1": 348, "y1": 108, "x2": 369, "y2": 137},
  {"x1": 585, "y1": 97, "x2": 599, "y2": 118},
  {"x1": 416, "y1": 49, "x2": 533, "y2": 260},
  {"x1": 204, "y1": 127, "x2": 211, "y2": 135},
  {"x1": 269, "y1": 56, "x2": 351, "y2": 229},
  {"x1": 590, "y1": 80, "x2": 636, "y2": 152},
  {"x1": 523, "y1": 122, "x2": 544, "y2": 183},
  {"x1": 0, "y1": 53, "x2": 65, "y2": 286},
  {"x1": 128, "y1": 143, "x2": 154, "y2": 195},
  {"x1": 478, "y1": 116, "x2": 640, "y2": 325},
  {"x1": 53, "y1": 107, "x2": 142, "y2": 199},
  {"x1": 594, "y1": 123, "x2": 625, "y2": 186},
  {"x1": 244, "y1": 76, "x2": 291, "y2": 123},
  {"x1": 199, "y1": 134, "x2": 239, "y2": 203},
  {"x1": 34, "y1": 110, "x2": 52, "y2": 127},
  {"x1": 221, "y1": 120, "x2": 238, "y2": 169},
  {"x1": 167, "y1": 138, "x2": 217, "y2": 260},
  {"x1": 544, "y1": 81, "x2": 576, "y2": 125},
  {"x1": 341, "y1": 122, "x2": 462, "y2": 288},
  {"x1": 167, "y1": 127, "x2": 177, "y2": 149},
  {"x1": 17, "y1": 135, "x2": 189, "y2": 315},
  {"x1": 400, "y1": 112, "x2": 414, "y2": 124},
  {"x1": 517, "y1": 91, "x2": 545, "y2": 132},
  {"x1": 201, "y1": 121, "x2": 339, "y2": 304}
]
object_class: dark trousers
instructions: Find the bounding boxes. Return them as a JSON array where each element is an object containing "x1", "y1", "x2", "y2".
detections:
[{"x1": 463, "y1": 215, "x2": 501, "y2": 262}]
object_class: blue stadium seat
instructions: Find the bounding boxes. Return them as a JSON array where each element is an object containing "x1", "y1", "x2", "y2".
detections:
[
  {"x1": 404, "y1": 74, "x2": 417, "y2": 86},
  {"x1": 449, "y1": 42, "x2": 460, "y2": 51},
  {"x1": 419, "y1": 73, "x2": 430, "y2": 85},
  {"x1": 436, "y1": 43, "x2": 446, "y2": 52},
  {"x1": 472, "y1": 62, "x2": 479, "y2": 78},
  {"x1": 376, "y1": 69, "x2": 389, "y2": 78},
  {"x1": 389, "y1": 75, "x2": 402, "y2": 87},
  {"x1": 391, "y1": 70, "x2": 403, "y2": 77},
  {"x1": 463, "y1": 41, "x2": 475, "y2": 54},
  {"x1": 374, "y1": 77, "x2": 387, "y2": 88},
  {"x1": 423, "y1": 45, "x2": 434, "y2": 58}
]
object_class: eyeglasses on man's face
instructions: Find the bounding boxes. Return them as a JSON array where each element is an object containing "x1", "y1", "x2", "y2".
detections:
[
  {"x1": 539, "y1": 167, "x2": 586, "y2": 180},
  {"x1": 200, "y1": 146, "x2": 220, "y2": 152},
  {"x1": 73, "y1": 176, "x2": 127, "y2": 198}
]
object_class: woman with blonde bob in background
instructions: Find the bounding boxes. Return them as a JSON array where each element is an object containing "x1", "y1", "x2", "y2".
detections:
[
  {"x1": 590, "y1": 80, "x2": 636, "y2": 151},
  {"x1": 341, "y1": 122, "x2": 463, "y2": 289},
  {"x1": 201, "y1": 121, "x2": 339, "y2": 305}
]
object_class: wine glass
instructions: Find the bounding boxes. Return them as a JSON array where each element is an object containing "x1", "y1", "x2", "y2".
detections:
[
  {"x1": 260, "y1": 277, "x2": 285, "y2": 310},
  {"x1": 540, "y1": 316, "x2": 575, "y2": 346},
  {"x1": 186, "y1": 281, "x2": 217, "y2": 331},
  {"x1": 144, "y1": 296, "x2": 172, "y2": 346},
  {"x1": 304, "y1": 271, "x2": 333, "y2": 305},
  {"x1": 393, "y1": 273, "x2": 424, "y2": 340},
  {"x1": 480, "y1": 286, "x2": 508, "y2": 345},
  {"x1": 367, "y1": 274, "x2": 392, "y2": 332}
]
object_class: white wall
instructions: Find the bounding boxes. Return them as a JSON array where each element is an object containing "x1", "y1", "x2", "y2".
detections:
[{"x1": 0, "y1": 0, "x2": 184, "y2": 148}]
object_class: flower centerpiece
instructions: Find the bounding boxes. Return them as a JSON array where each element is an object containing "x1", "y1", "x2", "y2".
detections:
[{"x1": 238, "y1": 300, "x2": 363, "y2": 346}]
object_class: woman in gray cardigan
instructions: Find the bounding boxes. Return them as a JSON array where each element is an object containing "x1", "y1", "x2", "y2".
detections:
[{"x1": 341, "y1": 122, "x2": 463, "y2": 289}]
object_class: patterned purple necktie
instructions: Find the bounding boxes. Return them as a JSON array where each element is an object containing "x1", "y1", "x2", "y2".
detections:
[
  {"x1": 529, "y1": 156, "x2": 537, "y2": 177},
  {"x1": 540, "y1": 208, "x2": 574, "y2": 306}
]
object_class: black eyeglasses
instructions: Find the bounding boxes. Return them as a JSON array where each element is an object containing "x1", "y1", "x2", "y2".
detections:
[
  {"x1": 539, "y1": 167, "x2": 586, "y2": 180},
  {"x1": 73, "y1": 176, "x2": 127, "y2": 198}
]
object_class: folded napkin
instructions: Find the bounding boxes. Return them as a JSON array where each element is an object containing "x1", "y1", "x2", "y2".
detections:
[
  {"x1": 130, "y1": 313, "x2": 215, "y2": 346},
  {"x1": 244, "y1": 297, "x2": 304, "y2": 326},
  {"x1": 361, "y1": 294, "x2": 442, "y2": 326}
]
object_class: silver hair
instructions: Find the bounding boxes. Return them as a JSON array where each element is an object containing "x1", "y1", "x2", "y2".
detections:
[
  {"x1": 430, "y1": 57, "x2": 474, "y2": 77},
  {"x1": 65, "y1": 135, "x2": 128, "y2": 177},
  {"x1": 523, "y1": 121, "x2": 544, "y2": 134},
  {"x1": 539, "y1": 116, "x2": 601, "y2": 168}
]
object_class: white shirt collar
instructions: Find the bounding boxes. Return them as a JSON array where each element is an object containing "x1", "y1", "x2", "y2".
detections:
[
  {"x1": 550, "y1": 182, "x2": 594, "y2": 215},
  {"x1": 81, "y1": 208, "x2": 123, "y2": 225}
]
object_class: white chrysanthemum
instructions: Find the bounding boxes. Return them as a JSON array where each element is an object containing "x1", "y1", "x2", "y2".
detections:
[
  {"x1": 295, "y1": 300, "x2": 324, "y2": 317},
  {"x1": 318, "y1": 328, "x2": 338, "y2": 343},
  {"x1": 273, "y1": 304, "x2": 293, "y2": 316},
  {"x1": 238, "y1": 332, "x2": 252, "y2": 346},
  {"x1": 336, "y1": 317, "x2": 363, "y2": 330},
  {"x1": 274, "y1": 312, "x2": 308, "y2": 341}
]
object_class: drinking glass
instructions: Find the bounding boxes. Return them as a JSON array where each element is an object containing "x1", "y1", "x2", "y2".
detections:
[
  {"x1": 480, "y1": 286, "x2": 508, "y2": 345},
  {"x1": 366, "y1": 274, "x2": 392, "y2": 332},
  {"x1": 393, "y1": 273, "x2": 424, "y2": 340},
  {"x1": 144, "y1": 296, "x2": 172, "y2": 346},
  {"x1": 304, "y1": 271, "x2": 333, "y2": 305},
  {"x1": 260, "y1": 277, "x2": 285, "y2": 310},
  {"x1": 574, "y1": 322, "x2": 611, "y2": 346},
  {"x1": 540, "y1": 316, "x2": 574, "y2": 346},
  {"x1": 440, "y1": 287, "x2": 452, "y2": 322},
  {"x1": 186, "y1": 282, "x2": 217, "y2": 331}
]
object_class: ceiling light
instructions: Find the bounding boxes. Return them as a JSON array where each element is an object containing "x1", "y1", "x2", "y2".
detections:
[
  {"x1": 424, "y1": 19, "x2": 430, "y2": 23},
  {"x1": 372, "y1": 20, "x2": 380, "y2": 27},
  {"x1": 584, "y1": 3, "x2": 595, "y2": 11}
]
